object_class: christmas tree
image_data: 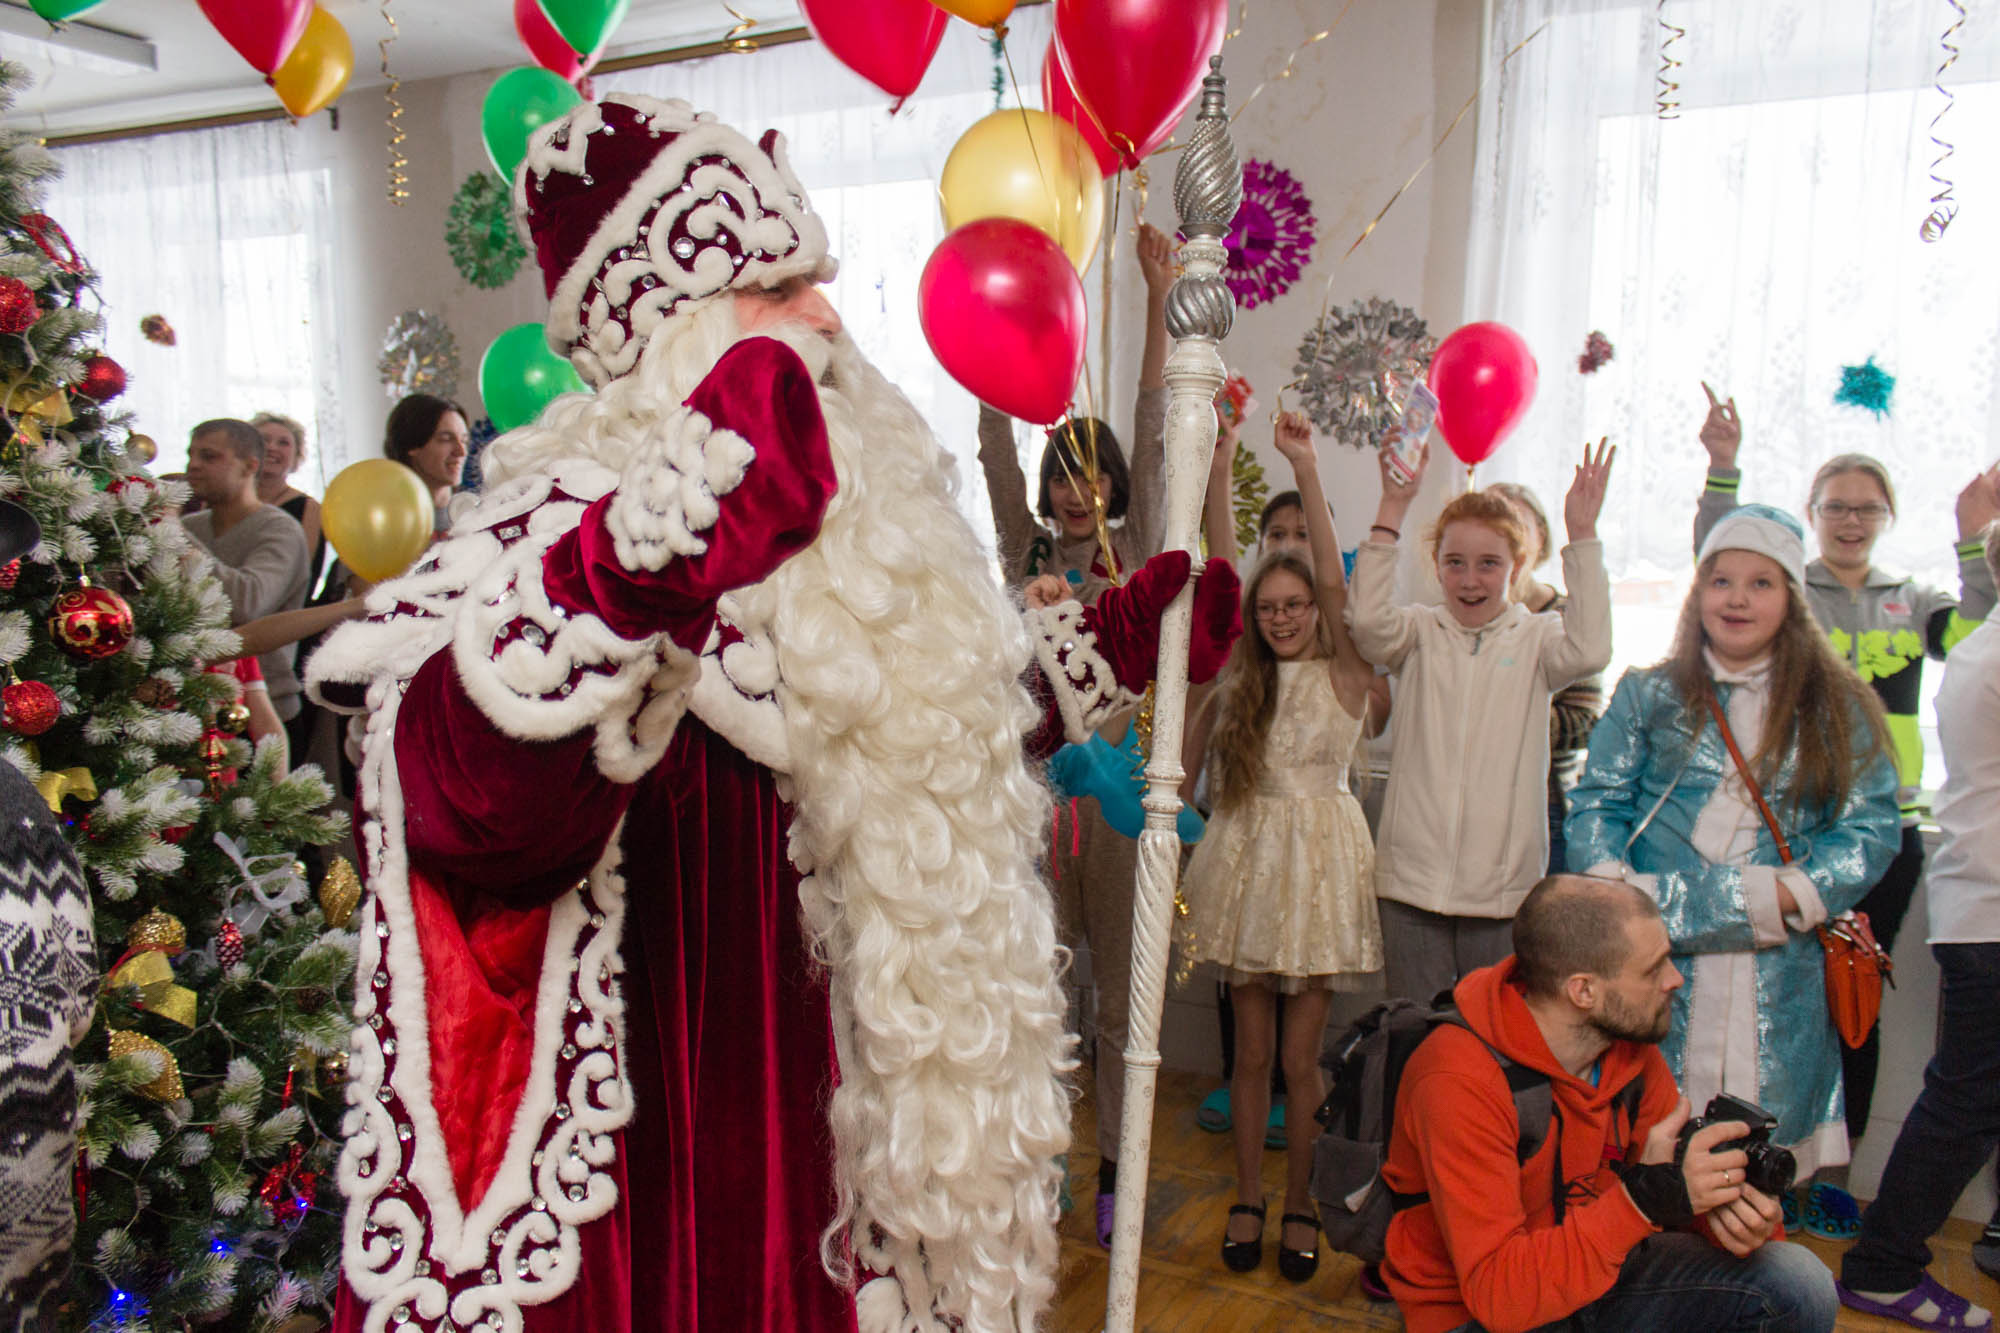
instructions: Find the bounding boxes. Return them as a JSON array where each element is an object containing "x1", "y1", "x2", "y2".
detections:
[{"x1": 0, "y1": 63, "x2": 352, "y2": 1331}]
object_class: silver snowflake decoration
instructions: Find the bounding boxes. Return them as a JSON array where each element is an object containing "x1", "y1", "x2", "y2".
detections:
[
  {"x1": 1292, "y1": 297, "x2": 1437, "y2": 448},
  {"x1": 377, "y1": 309, "x2": 460, "y2": 402}
]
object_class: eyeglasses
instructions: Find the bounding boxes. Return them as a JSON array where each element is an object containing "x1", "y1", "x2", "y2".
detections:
[
  {"x1": 1254, "y1": 598, "x2": 1316, "y2": 621},
  {"x1": 1814, "y1": 501, "x2": 1890, "y2": 523}
]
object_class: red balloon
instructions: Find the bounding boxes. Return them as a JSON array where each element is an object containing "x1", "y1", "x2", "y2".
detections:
[
  {"x1": 1053, "y1": 0, "x2": 1228, "y2": 170},
  {"x1": 800, "y1": 0, "x2": 948, "y2": 110},
  {"x1": 199, "y1": 0, "x2": 313, "y2": 75},
  {"x1": 1427, "y1": 322, "x2": 1540, "y2": 468},
  {"x1": 515, "y1": 0, "x2": 593, "y2": 82},
  {"x1": 920, "y1": 219, "x2": 1086, "y2": 426},
  {"x1": 1040, "y1": 38, "x2": 1118, "y2": 178}
]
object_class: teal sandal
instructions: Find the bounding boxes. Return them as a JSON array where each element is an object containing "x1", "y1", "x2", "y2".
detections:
[
  {"x1": 1196, "y1": 1086, "x2": 1232, "y2": 1133},
  {"x1": 1804, "y1": 1182, "x2": 1863, "y2": 1240}
]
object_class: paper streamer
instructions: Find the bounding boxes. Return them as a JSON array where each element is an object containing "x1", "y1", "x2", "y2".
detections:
[
  {"x1": 1920, "y1": 0, "x2": 1966, "y2": 242},
  {"x1": 1655, "y1": 0, "x2": 1684, "y2": 120},
  {"x1": 380, "y1": 0, "x2": 409, "y2": 204},
  {"x1": 722, "y1": 1, "x2": 760, "y2": 53}
]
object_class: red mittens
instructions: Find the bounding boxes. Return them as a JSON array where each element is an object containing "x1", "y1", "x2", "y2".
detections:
[{"x1": 1187, "y1": 556, "x2": 1242, "y2": 684}]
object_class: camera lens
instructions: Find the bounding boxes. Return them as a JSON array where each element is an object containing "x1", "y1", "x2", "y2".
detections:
[{"x1": 1743, "y1": 1141, "x2": 1796, "y2": 1197}]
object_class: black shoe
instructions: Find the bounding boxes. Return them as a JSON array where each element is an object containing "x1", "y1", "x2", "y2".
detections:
[
  {"x1": 1277, "y1": 1211, "x2": 1320, "y2": 1283},
  {"x1": 1221, "y1": 1202, "x2": 1265, "y2": 1272}
]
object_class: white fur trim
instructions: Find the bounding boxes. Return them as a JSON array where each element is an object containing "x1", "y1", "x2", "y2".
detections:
[
  {"x1": 1779, "y1": 867, "x2": 1827, "y2": 933},
  {"x1": 335, "y1": 670, "x2": 635, "y2": 1333},
  {"x1": 1024, "y1": 600, "x2": 1140, "y2": 745},
  {"x1": 855, "y1": 1276, "x2": 942, "y2": 1333},
  {"x1": 1742, "y1": 865, "x2": 1788, "y2": 949},
  {"x1": 604, "y1": 403, "x2": 753, "y2": 572}
]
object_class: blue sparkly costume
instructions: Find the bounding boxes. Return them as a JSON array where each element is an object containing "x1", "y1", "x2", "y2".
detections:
[{"x1": 1566, "y1": 663, "x2": 1898, "y2": 1168}]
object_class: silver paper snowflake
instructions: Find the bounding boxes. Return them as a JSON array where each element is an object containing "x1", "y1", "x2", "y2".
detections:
[
  {"x1": 1292, "y1": 297, "x2": 1437, "y2": 448},
  {"x1": 377, "y1": 309, "x2": 461, "y2": 402}
]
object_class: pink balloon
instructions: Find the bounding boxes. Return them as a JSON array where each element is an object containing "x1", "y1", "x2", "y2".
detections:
[
  {"x1": 1039, "y1": 38, "x2": 1119, "y2": 178},
  {"x1": 1427, "y1": 322, "x2": 1540, "y2": 468},
  {"x1": 921, "y1": 219, "x2": 1087, "y2": 426},
  {"x1": 515, "y1": 0, "x2": 593, "y2": 82},
  {"x1": 1053, "y1": 0, "x2": 1228, "y2": 169},
  {"x1": 198, "y1": 0, "x2": 312, "y2": 75},
  {"x1": 800, "y1": 0, "x2": 948, "y2": 110}
]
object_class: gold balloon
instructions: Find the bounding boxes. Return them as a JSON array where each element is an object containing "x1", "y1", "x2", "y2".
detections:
[
  {"x1": 928, "y1": 0, "x2": 1016, "y2": 26},
  {"x1": 940, "y1": 108, "x2": 1105, "y2": 273},
  {"x1": 271, "y1": 5, "x2": 353, "y2": 119},
  {"x1": 127, "y1": 433, "x2": 157, "y2": 464},
  {"x1": 321, "y1": 459, "x2": 435, "y2": 582},
  {"x1": 319, "y1": 856, "x2": 362, "y2": 930}
]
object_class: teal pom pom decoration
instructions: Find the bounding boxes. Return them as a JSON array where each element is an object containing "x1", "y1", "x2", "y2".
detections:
[{"x1": 1834, "y1": 357, "x2": 1895, "y2": 418}]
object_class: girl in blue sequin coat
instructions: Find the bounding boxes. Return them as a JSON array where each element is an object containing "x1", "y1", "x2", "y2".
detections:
[{"x1": 1567, "y1": 505, "x2": 1898, "y2": 1184}]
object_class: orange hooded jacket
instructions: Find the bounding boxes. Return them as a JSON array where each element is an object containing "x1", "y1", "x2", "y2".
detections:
[{"x1": 1381, "y1": 958, "x2": 1682, "y2": 1333}]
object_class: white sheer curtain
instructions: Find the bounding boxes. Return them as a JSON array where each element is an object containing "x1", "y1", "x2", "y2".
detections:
[
  {"x1": 45, "y1": 120, "x2": 344, "y2": 484},
  {"x1": 1466, "y1": 0, "x2": 2000, "y2": 719},
  {"x1": 598, "y1": 9, "x2": 1056, "y2": 533}
]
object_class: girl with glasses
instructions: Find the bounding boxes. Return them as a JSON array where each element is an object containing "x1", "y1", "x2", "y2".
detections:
[
  {"x1": 1181, "y1": 411, "x2": 1383, "y2": 1283},
  {"x1": 1692, "y1": 383, "x2": 2000, "y2": 1237}
]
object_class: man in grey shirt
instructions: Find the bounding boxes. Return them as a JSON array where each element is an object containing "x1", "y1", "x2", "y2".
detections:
[{"x1": 179, "y1": 418, "x2": 311, "y2": 731}]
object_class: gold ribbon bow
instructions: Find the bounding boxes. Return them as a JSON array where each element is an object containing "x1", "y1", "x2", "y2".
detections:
[
  {"x1": 106, "y1": 908, "x2": 198, "y2": 1029},
  {"x1": 34, "y1": 766, "x2": 96, "y2": 813}
]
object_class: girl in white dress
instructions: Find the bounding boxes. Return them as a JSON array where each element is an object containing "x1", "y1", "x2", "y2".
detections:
[{"x1": 1182, "y1": 411, "x2": 1382, "y2": 1282}]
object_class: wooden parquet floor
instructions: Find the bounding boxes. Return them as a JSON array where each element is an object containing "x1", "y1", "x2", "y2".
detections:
[{"x1": 1052, "y1": 1069, "x2": 1996, "y2": 1331}]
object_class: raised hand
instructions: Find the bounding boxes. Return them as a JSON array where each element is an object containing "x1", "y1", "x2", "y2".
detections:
[
  {"x1": 1699, "y1": 382, "x2": 1741, "y2": 469},
  {"x1": 1564, "y1": 437, "x2": 1616, "y2": 542},
  {"x1": 1273, "y1": 410, "x2": 1317, "y2": 469},
  {"x1": 1376, "y1": 432, "x2": 1428, "y2": 510},
  {"x1": 1955, "y1": 465, "x2": 2000, "y2": 540},
  {"x1": 1136, "y1": 222, "x2": 1176, "y2": 297}
]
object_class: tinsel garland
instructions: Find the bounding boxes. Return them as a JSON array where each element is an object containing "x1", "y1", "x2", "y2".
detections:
[
  {"x1": 445, "y1": 173, "x2": 527, "y2": 290},
  {"x1": 377, "y1": 309, "x2": 460, "y2": 401},
  {"x1": 1230, "y1": 440, "x2": 1268, "y2": 553}
]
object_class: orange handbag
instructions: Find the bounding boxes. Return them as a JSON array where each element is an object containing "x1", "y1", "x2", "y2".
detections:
[{"x1": 1703, "y1": 693, "x2": 1894, "y2": 1049}]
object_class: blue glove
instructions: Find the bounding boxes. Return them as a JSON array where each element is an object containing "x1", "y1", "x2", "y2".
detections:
[{"x1": 1045, "y1": 724, "x2": 1205, "y2": 844}]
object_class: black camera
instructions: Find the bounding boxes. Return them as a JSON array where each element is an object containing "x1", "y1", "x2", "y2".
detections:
[{"x1": 1674, "y1": 1093, "x2": 1797, "y2": 1197}]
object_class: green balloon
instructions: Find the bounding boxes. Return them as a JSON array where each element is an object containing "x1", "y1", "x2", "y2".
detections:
[
  {"x1": 538, "y1": 0, "x2": 630, "y2": 61},
  {"x1": 481, "y1": 67, "x2": 585, "y2": 183},
  {"x1": 29, "y1": 0, "x2": 105, "y2": 18},
  {"x1": 479, "y1": 322, "x2": 587, "y2": 433}
]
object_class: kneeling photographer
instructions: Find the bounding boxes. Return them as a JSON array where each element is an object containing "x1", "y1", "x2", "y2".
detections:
[{"x1": 1381, "y1": 875, "x2": 1836, "y2": 1333}]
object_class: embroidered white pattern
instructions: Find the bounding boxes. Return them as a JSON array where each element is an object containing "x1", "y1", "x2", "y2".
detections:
[
  {"x1": 604, "y1": 404, "x2": 753, "y2": 572},
  {"x1": 1024, "y1": 600, "x2": 1140, "y2": 745}
]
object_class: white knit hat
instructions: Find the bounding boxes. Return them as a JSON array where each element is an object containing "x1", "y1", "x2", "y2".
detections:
[{"x1": 1697, "y1": 503, "x2": 1807, "y2": 588}]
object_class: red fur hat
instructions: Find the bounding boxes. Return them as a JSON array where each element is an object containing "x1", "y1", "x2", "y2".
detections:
[{"x1": 513, "y1": 93, "x2": 836, "y2": 387}]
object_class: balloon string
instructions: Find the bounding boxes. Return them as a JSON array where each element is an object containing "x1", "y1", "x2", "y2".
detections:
[
  {"x1": 1655, "y1": 0, "x2": 1684, "y2": 121},
  {"x1": 1100, "y1": 169, "x2": 1121, "y2": 415},
  {"x1": 380, "y1": 0, "x2": 408, "y2": 205},
  {"x1": 1275, "y1": 19, "x2": 1550, "y2": 418},
  {"x1": 998, "y1": 36, "x2": 1056, "y2": 217},
  {"x1": 1228, "y1": 1, "x2": 1352, "y2": 127},
  {"x1": 1920, "y1": 0, "x2": 1965, "y2": 242}
]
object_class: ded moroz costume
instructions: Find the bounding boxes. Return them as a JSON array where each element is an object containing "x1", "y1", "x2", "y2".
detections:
[{"x1": 308, "y1": 94, "x2": 1238, "y2": 1333}]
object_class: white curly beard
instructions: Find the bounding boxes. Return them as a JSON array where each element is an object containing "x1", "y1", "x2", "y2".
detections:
[{"x1": 483, "y1": 298, "x2": 1076, "y2": 1332}]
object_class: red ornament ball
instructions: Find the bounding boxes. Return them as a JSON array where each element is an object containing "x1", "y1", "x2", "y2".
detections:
[
  {"x1": 0, "y1": 559, "x2": 20, "y2": 590},
  {"x1": 159, "y1": 824, "x2": 191, "y2": 845},
  {"x1": 0, "y1": 276, "x2": 37, "y2": 335},
  {"x1": 2, "y1": 679, "x2": 59, "y2": 735},
  {"x1": 216, "y1": 920, "x2": 245, "y2": 970},
  {"x1": 76, "y1": 353, "x2": 126, "y2": 403},
  {"x1": 48, "y1": 583, "x2": 134, "y2": 659}
]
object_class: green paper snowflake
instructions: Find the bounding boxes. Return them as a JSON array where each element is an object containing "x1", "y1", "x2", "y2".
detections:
[
  {"x1": 446, "y1": 172, "x2": 527, "y2": 290},
  {"x1": 1232, "y1": 441, "x2": 1269, "y2": 552}
]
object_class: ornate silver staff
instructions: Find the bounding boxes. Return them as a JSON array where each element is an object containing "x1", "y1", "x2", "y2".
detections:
[{"x1": 1105, "y1": 54, "x2": 1241, "y2": 1332}]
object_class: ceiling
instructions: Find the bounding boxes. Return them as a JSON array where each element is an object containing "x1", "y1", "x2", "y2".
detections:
[{"x1": 0, "y1": 0, "x2": 807, "y2": 138}]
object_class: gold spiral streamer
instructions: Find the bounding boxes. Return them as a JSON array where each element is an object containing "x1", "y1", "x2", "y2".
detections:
[
  {"x1": 1655, "y1": 1, "x2": 1684, "y2": 120},
  {"x1": 1920, "y1": 0, "x2": 1966, "y2": 243},
  {"x1": 380, "y1": 0, "x2": 409, "y2": 205},
  {"x1": 1228, "y1": 0, "x2": 1353, "y2": 127},
  {"x1": 722, "y1": 1, "x2": 760, "y2": 53},
  {"x1": 1275, "y1": 20, "x2": 1551, "y2": 417}
]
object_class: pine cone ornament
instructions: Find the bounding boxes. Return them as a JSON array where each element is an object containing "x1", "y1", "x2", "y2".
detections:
[
  {"x1": 318, "y1": 856, "x2": 361, "y2": 929},
  {"x1": 49, "y1": 581, "x2": 134, "y2": 658},
  {"x1": 216, "y1": 920, "x2": 244, "y2": 970},
  {"x1": 0, "y1": 276, "x2": 37, "y2": 334},
  {"x1": 139, "y1": 313, "x2": 176, "y2": 346},
  {"x1": 2, "y1": 678, "x2": 59, "y2": 735},
  {"x1": 76, "y1": 353, "x2": 127, "y2": 402}
]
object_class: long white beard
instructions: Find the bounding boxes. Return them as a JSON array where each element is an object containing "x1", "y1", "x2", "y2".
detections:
[{"x1": 483, "y1": 301, "x2": 1075, "y2": 1331}]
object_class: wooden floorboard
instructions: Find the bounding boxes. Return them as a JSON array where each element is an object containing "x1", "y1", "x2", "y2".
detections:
[{"x1": 1054, "y1": 1069, "x2": 1995, "y2": 1330}]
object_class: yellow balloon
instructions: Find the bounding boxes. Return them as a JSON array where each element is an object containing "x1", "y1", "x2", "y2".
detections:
[
  {"x1": 271, "y1": 5, "x2": 353, "y2": 119},
  {"x1": 929, "y1": 0, "x2": 1017, "y2": 26},
  {"x1": 322, "y1": 460, "x2": 435, "y2": 582},
  {"x1": 940, "y1": 108, "x2": 1105, "y2": 273}
]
